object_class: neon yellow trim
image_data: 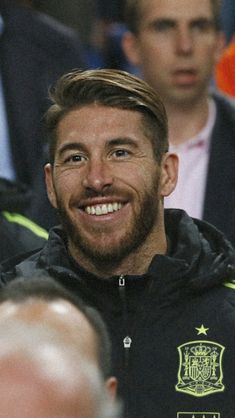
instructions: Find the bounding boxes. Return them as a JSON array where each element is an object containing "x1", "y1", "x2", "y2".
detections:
[
  {"x1": 2, "y1": 211, "x2": 48, "y2": 240},
  {"x1": 177, "y1": 414, "x2": 220, "y2": 417},
  {"x1": 224, "y1": 282, "x2": 235, "y2": 290}
]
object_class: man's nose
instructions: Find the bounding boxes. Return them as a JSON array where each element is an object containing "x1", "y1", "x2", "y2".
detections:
[
  {"x1": 82, "y1": 159, "x2": 114, "y2": 193},
  {"x1": 175, "y1": 27, "x2": 193, "y2": 55}
]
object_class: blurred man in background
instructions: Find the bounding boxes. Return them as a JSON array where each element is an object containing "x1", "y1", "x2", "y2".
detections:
[
  {"x1": 0, "y1": 0, "x2": 86, "y2": 229},
  {"x1": 122, "y1": 0, "x2": 235, "y2": 247}
]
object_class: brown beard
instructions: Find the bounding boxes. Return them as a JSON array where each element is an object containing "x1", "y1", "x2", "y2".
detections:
[{"x1": 56, "y1": 182, "x2": 160, "y2": 269}]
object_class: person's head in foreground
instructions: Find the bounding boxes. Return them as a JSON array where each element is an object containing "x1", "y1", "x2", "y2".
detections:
[
  {"x1": 0, "y1": 277, "x2": 118, "y2": 401},
  {"x1": 0, "y1": 320, "x2": 121, "y2": 418}
]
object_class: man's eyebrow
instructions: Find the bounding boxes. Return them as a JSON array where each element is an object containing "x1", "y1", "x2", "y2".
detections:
[
  {"x1": 107, "y1": 137, "x2": 139, "y2": 148},
  {"x1": 57, "y1": 142, "x2": 87, "y2": 157},
  {"x1": 146, "y1": 18, "x2": 176, "y2": 29},
  {"x1": 57, "y1": 137, "x2": 139, "y2": 157},
  {"x1": 190, "y1": 17, "x2": 215, "y2": 25},
  {"x1": 146, "y1": 16, "x2": 215, "y2": 29}
]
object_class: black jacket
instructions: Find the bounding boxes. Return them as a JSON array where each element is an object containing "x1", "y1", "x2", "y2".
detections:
[
  {"x1": 0, "y1": 1, "x2": 85, "y2": 187},
  {"x1": 199, "y1": 92, "x2": 235, "y2": 246},
  {"x1": 0, "y1": 178, "x2": 47, "y2": 262},
  {"x1": 0, "y1": 1, "x2": 86, "y2": 229},
  {"x1": 1, "y1": 209, "x2": 235, "y2": 418},
  {"x1": 0, "y1": 211, "x2": 47, "y2": 262}
]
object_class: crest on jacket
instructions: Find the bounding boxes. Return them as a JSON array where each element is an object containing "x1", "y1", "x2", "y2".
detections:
[{"x1": 175, "y1": 340, "x2": 225, "y2": 397}]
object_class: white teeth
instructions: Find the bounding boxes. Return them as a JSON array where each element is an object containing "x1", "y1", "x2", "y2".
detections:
[
  {"x1": 101, "y1": 204, "x2": 108, "y2": 214},
  {"x1": 96, "y1": 206, "x2": 102, "y2": 215},
  {"x1": 108, "y1": 203, "x2": 113, "y2": 212},
  {"x1": 85, "y1": 202, "x2": 123, "y2": 216}
]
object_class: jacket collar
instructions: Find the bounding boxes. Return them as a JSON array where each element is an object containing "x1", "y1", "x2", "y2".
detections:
[{"x1": 38, "y1": 209, "x2": 235, "y2": 294}]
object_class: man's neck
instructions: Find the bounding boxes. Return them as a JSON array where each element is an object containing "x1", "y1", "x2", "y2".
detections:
[
  {"x1": 166, "y1": 97, "x2": 210, "y2": 146},
  {"x1": 68, "y1": 223, "x2": 168, "y2": 279}
]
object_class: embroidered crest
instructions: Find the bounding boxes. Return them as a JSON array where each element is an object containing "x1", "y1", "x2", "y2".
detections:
[{"x1": 175, "y1": 340, "x2": 225, "y2": 397}]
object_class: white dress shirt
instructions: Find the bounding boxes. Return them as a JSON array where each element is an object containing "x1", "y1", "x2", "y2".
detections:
[{"x1": 164, "y1": 99, "x2": 216, "y2": 219}]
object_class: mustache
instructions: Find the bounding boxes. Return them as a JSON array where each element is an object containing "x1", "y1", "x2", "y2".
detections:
[{"x1": 77, "y1": 186, "x2": 128, "y2": 200}]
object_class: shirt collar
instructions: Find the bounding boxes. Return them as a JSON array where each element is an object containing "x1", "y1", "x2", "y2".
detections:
[
  {"x1": 170, "y1": 98, "x2": 217, "y2": 153},
  {"x1": 0, "y1": 15, "x2": 4, "y2": 36}
]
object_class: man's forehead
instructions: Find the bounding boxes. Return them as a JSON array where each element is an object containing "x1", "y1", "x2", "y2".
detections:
[
  {"x1": 56, "y1": 104, "x2": 148, "y2": 148},
  {"x1": 140, "y1": 0, "x2": 214, "y2": 20}
]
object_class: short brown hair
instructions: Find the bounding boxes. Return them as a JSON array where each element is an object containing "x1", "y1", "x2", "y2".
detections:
[
  {"x1": 124, "y1": 0, "x2": 221, "y2": 34},
  {"x1": 45, "y1": 68, "x2": 168, "y2": 164}
]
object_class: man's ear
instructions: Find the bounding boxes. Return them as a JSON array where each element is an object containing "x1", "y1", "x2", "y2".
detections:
[
  {"x1": 44, "y1": 163, "x2": 58, "y2": 209},
  {"x1": 160, "y1": 153, "x2": 178, "y2": 198},
  {"x1": 122, "y1": 31, "x2": 142, "y2": 67},
  {"x1": 105, "y1": 376, "x2": 118, "y2": 399}
]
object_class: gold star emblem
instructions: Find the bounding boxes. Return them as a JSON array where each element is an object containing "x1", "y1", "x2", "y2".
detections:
[{"x1": 195, "y1": 324, "x2": 209, "y2": 335}]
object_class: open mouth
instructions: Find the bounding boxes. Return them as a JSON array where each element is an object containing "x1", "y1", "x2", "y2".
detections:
[{"x1": 84, "y1": 202, "x2": 124, "y2": 216}]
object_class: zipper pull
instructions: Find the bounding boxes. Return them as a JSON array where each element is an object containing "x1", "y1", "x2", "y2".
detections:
[
  {"x1": 123, "y1": 336, "x2": 132, "y2": 349},
  {"x1": 119, "y1": 275, "x2": 125, "y2": 287}
]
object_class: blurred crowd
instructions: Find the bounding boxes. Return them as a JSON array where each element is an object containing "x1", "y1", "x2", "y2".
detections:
[{"x1": 0, "y1": 2, "x2": 235, "y2": 417}]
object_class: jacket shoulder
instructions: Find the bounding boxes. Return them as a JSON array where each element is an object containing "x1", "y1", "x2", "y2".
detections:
[
  {"x1": 212, "y1": 90, "x2": 235, "y2": 118},
  {"x1": 0, "y1": 212, "x2": 47, "y2": 263},
  {"x1": 0, "y1": 248, "x2": 47, "y2": 287},
  {"x1": 217, "y1": 280, "x2": 235, "y2": 322},
  {"x1": 5, "y1": 6, "x2": 86, "y2": 65}
]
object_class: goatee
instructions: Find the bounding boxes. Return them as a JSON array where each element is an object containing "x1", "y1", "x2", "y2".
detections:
[{"x1": 56, "y1": 184, "x2": 160, "y2": 268}]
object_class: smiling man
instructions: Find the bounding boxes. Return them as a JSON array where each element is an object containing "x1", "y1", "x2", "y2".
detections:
[
  {"x1": 122, "y1": 0, "x2": 235, "y2": 247},
  {"x1": 1, "y1": 69, "x2": 235, "y2": 418},
  {"x1": 44, "y1": 69, "x2": 176, "y2": 277},
  {"x1": 46, "y1": 106, "x2": 172, "y2": 276}
]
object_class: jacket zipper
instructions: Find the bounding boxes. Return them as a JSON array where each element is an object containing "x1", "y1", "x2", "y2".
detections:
[
  {"x1": 119, "y1": 275, "x2": 131, "y2": 418},
  {"x1": 119, "y1": 275, "x2": 132, "y2": 350}
]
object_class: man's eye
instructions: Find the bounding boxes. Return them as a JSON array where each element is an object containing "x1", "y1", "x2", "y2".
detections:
[
  {"x1": 151, "y1": 20, "x2": 175, "y2": 32},
  {"x1": 192, "y1": 19, "x2": 214, "y2": 32},
  {"x1": 113, "y1": 149, "x2": 130, "y2": 158},
  {"x1": 64, "y1": 154, "x2": 86, "y2": 164}
]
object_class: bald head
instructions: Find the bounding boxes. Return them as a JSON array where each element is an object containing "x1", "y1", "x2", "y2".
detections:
[
  {"x1": 0, "y1": 298, "x2": 97, "y2": 365},
  {"x1": 0, "y1": 277, "x2": 113, "y2": 380},
  {"x1": 0, "y1": 320, "x2": 120, "y2": 418}
]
